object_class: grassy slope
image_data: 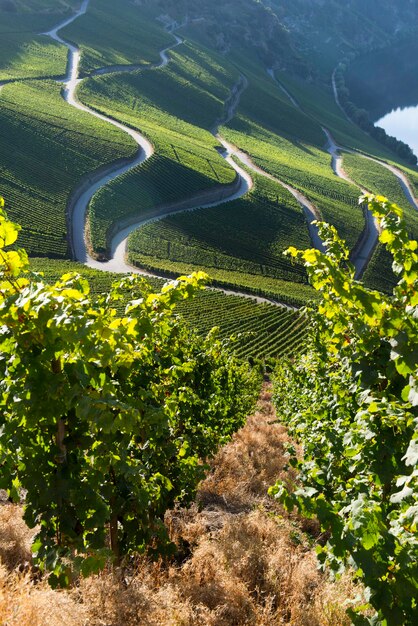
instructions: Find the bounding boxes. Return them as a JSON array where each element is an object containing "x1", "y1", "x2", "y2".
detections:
[
  {"x1": 59, "y1": 5, "x2": 364, "y2": 300},
  {"x1": 401, "y1": 167, "x2": 418, "y2": 199},
  {"x1": 275, "y1": 72, "x2": 396, "y2": 158},
  {"x1": 271, "y1": 71, "x2": 418, "y2": 294},
  {"x1": 343, "y1": 153, "x2": 418, "y2": 223},
  {"x1": 0, "y1": 36, "x2": 67, "y2": 81},
  {"x1": 0, "y1": 80, "x2": 135, "y2": 257},
  {"x1": 61, "y1": 0, "x2": 173, "y2": 74}
]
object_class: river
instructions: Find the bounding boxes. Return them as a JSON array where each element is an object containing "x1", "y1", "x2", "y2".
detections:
[
  {"x1": 377, "y1": 105, "x2": 418, "y2": 159},
  {"x1": 346, "y1": 37, "x2": 418, "y2": 158}
]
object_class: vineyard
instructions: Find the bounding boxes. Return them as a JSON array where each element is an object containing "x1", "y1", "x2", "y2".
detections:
[
  {"x1": 223, "y1": 122, "x2": 363, "y2": 250},
  {"x1": 30, "y1": 258, "x2": 308, "y2": 359},
  {"x1": 78, "y1": 40, "x2": 238, "y2": 255},
  {"x1": 231, "y1": 63, "x2": 325, "y2": 148},
  {"x1": 177, "y1": 289, "x2": 308, "y2": 360},
  {"x1": 0, "y1": 36, "x2": 67, "y2": 82},
  {"x1": 0, "y1": 79, "x2": 135, "y2": 257},
  {"x1": 362, "y1": 243, "x2": 397, "y2": 293},
  {"x1": 61, "y1": 0, "x2": 173, "y2": 75},
  {"x1": 2, "y1": 1, "x2": 418, "y2": 622},
  {"x1": 187, "y1": 51, "x2": 366, "y2": 252},
  {"x1": 0, "y1": 0, "x2": 416, "y2": 306},
  {"x1": 127, "y1": 172, "x2": 310, "y2": 285},
  {"x1": 0, "y1": 1, "x2": 75, "y2": 81},
  {"x1": 127, "y1": 256, "x2": 316, "y2": 306},
  {"x1": 343, "y1": 152, "x2": 418, "y2": 223},
  {"x1": 403, "y1": 166, "x2": 418, "y2": 198}
]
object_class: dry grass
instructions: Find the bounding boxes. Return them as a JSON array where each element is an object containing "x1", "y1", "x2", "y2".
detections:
[
  {"x1": 0, "y1": 564, "x2": 85, "y2": 626},
  {"x1": 197, "y1": 386, "x2": 294, "y2": 513},
  {"x1": 0, "y1": 504, "x2": 34, "y2": 571},
  {"x1": 0, "y1": 385, "x2": 360, "y2": 625}
]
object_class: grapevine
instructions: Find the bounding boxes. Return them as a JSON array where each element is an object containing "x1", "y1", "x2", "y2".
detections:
[
  {"x1": 0, "y1": 197, "x2": 259, "y2": 586},
  {"x1": 271, "y1": 194, "x2": 418, "y2": 625}
]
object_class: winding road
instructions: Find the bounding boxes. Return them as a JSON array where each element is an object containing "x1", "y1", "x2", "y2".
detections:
[
  {"x1": 266, "y1": 69, "x2": 418, "y2": 277},
  {"x1": 41, "y1": 0, "x2": 324, "y2": 303},
  {"x1": 42, "y1": 0, "x2": 258, "y2": 277},
  {"x1": 7, "y1": 1, "x2": 411, "y2": 297}
]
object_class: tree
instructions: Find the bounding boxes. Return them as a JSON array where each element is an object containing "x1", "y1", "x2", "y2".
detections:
[
  {"x1": 271, "y1": 195, "x2": 418, "y2": 625},
  {"x1": 0, "y1": 198, "x2": 259, "y2": 586}
]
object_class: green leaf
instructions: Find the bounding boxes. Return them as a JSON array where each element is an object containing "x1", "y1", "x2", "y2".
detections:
[{"x1": 403, "y1": 439, "x2": 418, "y2": 467}]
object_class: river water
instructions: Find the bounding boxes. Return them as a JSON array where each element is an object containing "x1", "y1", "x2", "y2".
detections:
[
  {"x1": 346, "y1": 37, "x2": 418, "y2": 159},
  {"x1": 377, "y1": 106, "x2": 418, "y2": 159}
]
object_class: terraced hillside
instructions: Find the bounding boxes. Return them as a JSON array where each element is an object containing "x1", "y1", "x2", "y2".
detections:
[
  {"x1": 77, "y1": 38, "x2": 238, "y2": 256},
  {"x1": 125, "y1": 42, "x2": 367, "y2": 295},
  {"x1": 127, "y1": 172, "x2": 313, "y2": 301},
  {"x1": 0, "y1": 79, "x2": 135, "y2": 257},
  {"x1": 1, "y1": 0, "x2": 417, "y2": 324}
]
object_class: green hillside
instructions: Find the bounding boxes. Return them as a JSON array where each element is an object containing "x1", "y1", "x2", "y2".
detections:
[
  {"x1": 0, "y1": 1, "x2": 74, "y2": 80},
  {"x1": 0, "y1": 79, "x2": 135, "y2": 257},
  {"x1": 127, "y1": 172, "x2": 310, "y2": 289},
  {"x1": 1, "y1": 0, "x2": 417, "y2": 304},
  {"x1": 343, "y1": 153, "x2": 418, "y2": 289},
  {"x1": 77, "y1": 39, "x2": 238, "y2": 256},
  {"x1": 61, "y1": 0, "x2": 173, "y2": 74}
]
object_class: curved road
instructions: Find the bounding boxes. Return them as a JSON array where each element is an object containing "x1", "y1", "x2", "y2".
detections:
[
  {"x1": 42, "y1": 1, "x2": 296, "y2": 307},
  {"x1": 42, "y1": 0, "x2": 257, "y2": 275},
  {"x1": 44, "y1": 0, "x2": 322, "y2": 294},
  {"x1": 267, "y1": 69, "x2": 385, "y2": 277}
]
